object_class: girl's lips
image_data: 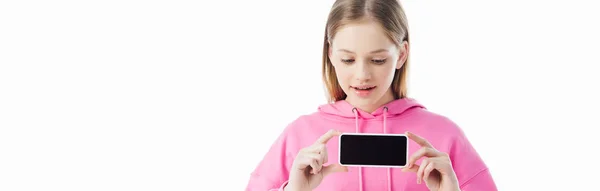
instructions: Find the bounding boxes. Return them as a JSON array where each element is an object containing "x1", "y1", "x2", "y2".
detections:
[
  {"x1": 352, "y1": 85, "x2": 376, "y2": 90},
  {"x1": 352, "y1": 86, "x2": 376, "y2": 97}
]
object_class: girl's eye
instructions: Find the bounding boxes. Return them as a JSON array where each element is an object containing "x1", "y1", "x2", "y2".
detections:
[
  {"x1": 341, "y1": 59, "x2": 355, "y2": 64},
  {"x1": 372, "y1": 59, "x2": 387, "y2": 64}
]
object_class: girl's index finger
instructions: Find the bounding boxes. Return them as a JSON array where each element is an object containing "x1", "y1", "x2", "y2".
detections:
[
  {"x1": 315, "y1": 129, "x2": 341, "y2": 145},
  {"x1": 406, "y1": 131, "x2": 434, "y2": 148}
]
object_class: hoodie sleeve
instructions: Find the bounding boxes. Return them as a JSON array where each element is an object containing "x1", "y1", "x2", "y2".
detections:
[
  {"x1": 245, "y1": 124, "x2": 296, "y2": 191},
  {"x1": 447, "y1": 125, "x2": 498, "y2": 191}
]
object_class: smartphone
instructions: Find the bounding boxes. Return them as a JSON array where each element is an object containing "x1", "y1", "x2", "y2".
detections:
[{"x1": 338, "y1": 133, "x2": 408, "y2": 168}]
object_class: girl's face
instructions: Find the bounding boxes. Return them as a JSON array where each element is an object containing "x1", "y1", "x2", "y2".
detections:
[{"x1": 329, "y1": 21, "x2": 408, "y2": 112}]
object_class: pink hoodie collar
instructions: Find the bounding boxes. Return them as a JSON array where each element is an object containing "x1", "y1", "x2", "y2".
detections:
[{"x1": 318, "y1": 97, "x2": 425, "y2": 119}]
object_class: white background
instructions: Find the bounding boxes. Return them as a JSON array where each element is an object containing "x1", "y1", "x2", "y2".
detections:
[{"x1": 1, "y1": 0, "x2": 599, "y2": 190}]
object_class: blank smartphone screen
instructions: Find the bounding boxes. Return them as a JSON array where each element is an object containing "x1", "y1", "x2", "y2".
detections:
[{"x1": 339, "y1": 134, "x2": 408, "y2": 167}]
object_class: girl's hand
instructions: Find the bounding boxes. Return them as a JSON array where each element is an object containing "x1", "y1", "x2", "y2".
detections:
[
  {"x1": 285, "y1": 130, "x2": 348, "y2": 191},
  {"x1": 402, "y1": 131, "x2": 461, "y2": 191}
]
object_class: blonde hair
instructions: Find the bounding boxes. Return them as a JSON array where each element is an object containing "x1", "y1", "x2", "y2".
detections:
[{"x1": 322, "y1": 0, "x2": 410, "y2": 103}]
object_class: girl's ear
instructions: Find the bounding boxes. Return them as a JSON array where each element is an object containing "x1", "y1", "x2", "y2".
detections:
[{"x1": 396, "y1": 41, "x2": 409, "y2": 69}]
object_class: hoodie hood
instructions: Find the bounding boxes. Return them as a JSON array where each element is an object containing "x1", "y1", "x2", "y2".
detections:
[{"x1": 318, "y1": 97, "x2": 426, "y2": 119}]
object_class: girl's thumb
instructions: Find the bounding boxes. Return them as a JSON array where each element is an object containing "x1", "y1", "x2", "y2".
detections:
[{"x1": 322, "y1": 164, "x2": 348, "y2": 177}]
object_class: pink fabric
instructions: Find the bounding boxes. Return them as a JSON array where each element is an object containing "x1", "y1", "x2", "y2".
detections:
[{"x1": 246, "y1": 98, "x2": 497, "y2": 191}]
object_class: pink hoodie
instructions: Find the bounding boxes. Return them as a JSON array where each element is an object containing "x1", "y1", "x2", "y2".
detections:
[{"x1": 245, "y1": 98, "x2": 497, "y2": 191}]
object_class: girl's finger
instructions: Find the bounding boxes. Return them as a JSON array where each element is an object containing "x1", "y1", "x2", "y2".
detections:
[
  {"x1": 309, "y1": 158, "x2": 319, "y2": 174},
  {"x1": 407, "y1": 147, "x2": 440, "y2": 169},
  {"x1": 322, "y1": 163, "x2": 348, "y2": 177},
  {"x1": 401, "y1": 164, "x2": 419, "y2": 173},
  {"x1": 302, "y1": 144, "x2": 328, "y2": 168},
  {"x1": 406, "y1": 131, "x2": 434, "y2": 148},
  {"x1": 322, "y1": 147, "x2": 329, "y2": 164},
  {"x1": 423, "y1": 160, "x2": 436, "y2": 184},
  {"x1": 315, "y1": 129, "x2": 342, "y2": 145},
  {"x1": 302, "y1": 153, "x2": 322, "y2": 174},
  {"x1": 416, "y1": 158, "x2": 430, "y2": 184},
  {"x1": 304, "y1": 143, "x2": 326, "y2": 153},
  {"x1": 309, "y1": 143, "x2": 328, "y2": 164}
]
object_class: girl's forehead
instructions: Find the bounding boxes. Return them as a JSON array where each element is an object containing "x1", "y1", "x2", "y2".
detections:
[{"x1": 331, "y1": 22, "x2": 397, "y2": 54}]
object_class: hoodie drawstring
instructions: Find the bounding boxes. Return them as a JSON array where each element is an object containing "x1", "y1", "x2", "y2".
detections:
[
  {"x1": 352, "y1": 108, "x2": 363, "y2": 191},
  {"x1": 383, "y1": 107, "x2": 392, "y2": 191},
  {"x1": 352, "y1": 107, "x2": 392, "y2": 191}
]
